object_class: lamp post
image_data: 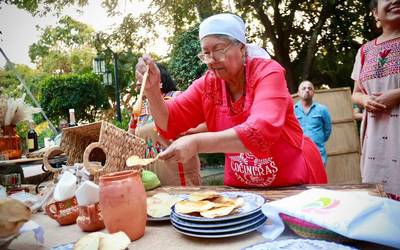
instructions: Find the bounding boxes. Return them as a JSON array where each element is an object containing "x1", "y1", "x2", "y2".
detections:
[{"x1": 92, "y1": 51, "x2": 122, "y2": 123}]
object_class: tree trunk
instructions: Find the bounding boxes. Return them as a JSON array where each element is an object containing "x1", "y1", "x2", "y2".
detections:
[
  {"x1": 252, "y1": 0, "x2": 297, "y2": 93},
  {"x1": 195, "y1": 2, "x2": 215, "y2": 20},
  {"x1": 302, "y1": 0, "x2": 336, "y2": 81}
]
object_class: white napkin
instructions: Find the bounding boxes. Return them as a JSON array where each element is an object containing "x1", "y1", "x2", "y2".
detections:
[
  {"x1": 257, "y1": 205, "x2": 285, "y2": 240},
  {"x1": 75, "y1": 181, "x2": 99, "y2": 206},
  {"x1": 53, "y1": 171, "x2": 77, "y2": 201},
  {"x1": 260, "y1": 188, "x2": 400, "y2": 248}
]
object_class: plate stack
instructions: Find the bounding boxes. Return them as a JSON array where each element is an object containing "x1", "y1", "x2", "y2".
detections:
[{"x1": 170, "y1": 192, "x2": 267, "y2": 238}]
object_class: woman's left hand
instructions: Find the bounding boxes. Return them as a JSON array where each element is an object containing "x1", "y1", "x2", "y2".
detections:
[{"x1": 157, "y1": 135, "x2": 199, "y2": 163}]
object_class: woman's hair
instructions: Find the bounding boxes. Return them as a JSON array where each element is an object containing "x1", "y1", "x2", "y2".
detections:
[
  {"x1": 156, "y1": 63, "x2": 178, "y2": 94},
  {"x1": 369, "y1": 0, "x2": 377, "y2": 10}
]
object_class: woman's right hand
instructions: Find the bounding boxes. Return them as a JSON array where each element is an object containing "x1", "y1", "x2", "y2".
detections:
[
  {"x1": 135, "y1": 55, "x2": 161, "y2": 95},
  {"x1": 361, "y1": 94, "x2": 387, "y2": 113}
]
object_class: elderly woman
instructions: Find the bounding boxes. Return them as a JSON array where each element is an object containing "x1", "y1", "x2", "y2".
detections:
[{"x1": 136, "y1": 13, "x2": 327, "y2": 187}]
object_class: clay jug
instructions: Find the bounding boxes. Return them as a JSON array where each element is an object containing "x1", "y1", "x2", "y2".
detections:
[
  {"x1": 99, "y1": 170, "x2": 147, "y2": 241},
  {"x1": 76, "y1": 203, "x2": 105, "y2": 232}
]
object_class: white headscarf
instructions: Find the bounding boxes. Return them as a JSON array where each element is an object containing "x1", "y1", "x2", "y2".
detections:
[{"x1": 199, "y1": 13, "x2": 270, "y2": 60}]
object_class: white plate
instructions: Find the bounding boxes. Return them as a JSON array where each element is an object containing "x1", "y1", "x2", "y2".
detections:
[
  {"x1": 172, "y1": 215, "x2": 266, "y2": 238},
  {"x1": 242, "y1": 239, "x2": 358, "y2": 250},
  {"x1": 147, "y1": 215, "x2": 171, "y2": 221},
  {"x1": 170, "y1": 210, "x2": 264, "y2": 228},
  {"x1": 172, "y1": 192, "x2": 266, "y2": 222},
  {"x1": 171, "y1": 213, "x2": 266, "y2": 234}
]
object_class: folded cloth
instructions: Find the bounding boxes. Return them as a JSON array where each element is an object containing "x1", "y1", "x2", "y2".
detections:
[
  {"x1": 53, "y1": 171, "x2": 76, "y2": 201},
  {"x1": 75, "y1": 181, "x2": 99, "y2": 206},
  {"x1": 261, "y1": 188, "x2": 400, "y2": 248}
]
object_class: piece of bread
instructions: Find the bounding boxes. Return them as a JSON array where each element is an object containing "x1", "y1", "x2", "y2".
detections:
[
  {"x1": 73, "y1": 232, "x2": 106, "y2": 250},
  {"x1": 73, "y1": 231, "x2": 130, "y2": 250},
  {"x1": 99, "y1": 231, "x2": 130, "y2": 250},
  {"x1": 0, "y1": 199, "x2": 31, "y2": 238}
]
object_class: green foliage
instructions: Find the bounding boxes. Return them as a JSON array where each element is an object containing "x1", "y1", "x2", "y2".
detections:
[
  {"x1": 38, "y1": 73, "x2": 109, "y2": 124},
  {"x1": 29, "y1": 15, "x2": 96, "y2": 74},
  {"x1": 0, "y1": 65, "x2": 47, "y2": 99},
  {"x1": 5, "y1": 0, "x2": 89, "y2": 16},
  {"x1": 109, "y1": 108, "x2": 131, "y2": 131},
  {"x1": 168, "y1": 26, "x2": 207, "y2": 90},
  {"x1": 199, "y1": 153, "x2": 225, "y2": 166}
]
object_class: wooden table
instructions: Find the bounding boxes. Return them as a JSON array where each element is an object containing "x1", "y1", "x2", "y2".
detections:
[
  {"x1": 0, "y1": 157, "x2": 43, "y2": 165},
  {"x1": 9, "y1": 184, "x2": 394, "y2": 250}
]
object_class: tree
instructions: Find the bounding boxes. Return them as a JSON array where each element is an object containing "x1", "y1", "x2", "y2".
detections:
[
  {"x1": 0, "y1": 64, "x2": 47, "y2": 101},
  {"x1": 29, "y1": 15, "x2": 96, "y2": 74},
  {"x1": 39, "y1": 73, "x2": 109, "y2": 124},
  {"x1": 8, "y1": 0, "x2": 377, "y2": 92},
  {"x1": 168, "y1": 25, "x2": 207, "y2": 90}
]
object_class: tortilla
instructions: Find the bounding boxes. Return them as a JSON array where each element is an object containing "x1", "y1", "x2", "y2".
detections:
[{"x1": 147, "y1": 193, "x2": 183, "y2": 218}]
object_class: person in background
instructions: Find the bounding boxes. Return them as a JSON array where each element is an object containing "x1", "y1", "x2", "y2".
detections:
[
  {"x1": 294, "y1": 81, "x2": 332, "y2": 166},
  {"x1": 351, "y1": 0, "x2": 400, "y2": 200},
  {"x1": 135, "y1": 13, "x2": 327, "y2": 188},
  {"x1": 53, "y1": 119, "x2": 68, "y2": 146},
  {"x1": 129, "y1": 63, "x2": 201, "y2": 186}
]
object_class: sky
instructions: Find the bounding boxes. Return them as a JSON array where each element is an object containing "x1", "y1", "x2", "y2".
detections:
[{"x1": 0, "y1": 0, "x2": 169, "y2": 68}]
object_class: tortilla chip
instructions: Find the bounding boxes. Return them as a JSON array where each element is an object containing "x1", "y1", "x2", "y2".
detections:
[
  {"x1": 175, "y1": 200, "x2": 215, "y2": 214},
  {"x1": 199, "y1": 205, "x2": 237, "y2": 218},
  {"x1": 199, "y1": 197, "x2": 244, "y2": 218},
  {"x1": 188, "y1": 191, "x2": 221, "y2": 202},
  {"x1": 126, "y1": 155, "x2": 156, "y2": 167}
]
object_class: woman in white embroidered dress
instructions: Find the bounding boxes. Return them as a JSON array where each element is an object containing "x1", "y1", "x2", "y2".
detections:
[{"x1": 351, "y1": 0, "x2": 400, "y2": 200}]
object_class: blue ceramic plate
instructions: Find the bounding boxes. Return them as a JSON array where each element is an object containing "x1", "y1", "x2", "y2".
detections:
[
  {"x1": 172, "y1": 215, "x2": 267, "y2": 238},
  {"x1": 171, "y1": 213, "x2": 266, "y2": 234},
  {"x1": 171, "y1": 192, "x2": 266, "y2": 222},
  {"x1": 170, "y1": 210, "x2": 264, "y2": 228},
  {"x1": 242, "y1": 239, "x2": 358, "y2": 250}
]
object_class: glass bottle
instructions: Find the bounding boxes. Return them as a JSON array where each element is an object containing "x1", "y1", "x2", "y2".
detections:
[
  {"x1": 68, "y1": 109, "x2": 77, "y2": 127},
  {"x1": 27, "y1": 121, "x2": 38, "y2": 152}
]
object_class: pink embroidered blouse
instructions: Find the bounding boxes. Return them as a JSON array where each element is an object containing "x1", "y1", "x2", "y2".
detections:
[{"x1": 158, "y1": 58, "x2": 327, "y2": 187}]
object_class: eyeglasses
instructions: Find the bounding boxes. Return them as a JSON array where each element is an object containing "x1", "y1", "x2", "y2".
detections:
[{"x1": 197, "y1": 43, "x2": 234, "y2": 64}]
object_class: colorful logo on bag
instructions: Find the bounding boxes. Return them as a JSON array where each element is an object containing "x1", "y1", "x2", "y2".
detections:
[{"x1": 301, "y1": 197, "x2": 340, "y2": 214}]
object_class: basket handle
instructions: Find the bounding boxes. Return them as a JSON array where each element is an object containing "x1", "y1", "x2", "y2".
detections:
[
  {"x1": 43, "y1": 146, "x2": 65, "y2": 173},
  {"x1": 83, "y1": 142, "x2": 107, "y2": 176}
]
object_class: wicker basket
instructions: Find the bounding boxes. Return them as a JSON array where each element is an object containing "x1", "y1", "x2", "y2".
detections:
[
  {"x1": 280, "y1": 213, "x2": 353, "y2": 243},
  {"x1": 47, "y1": 121, "x2": 146, "y2": 182}
]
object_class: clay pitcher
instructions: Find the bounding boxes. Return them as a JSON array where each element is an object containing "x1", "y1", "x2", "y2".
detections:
[
  {"x1": 76, "y1": 203, "x2": 105, "y2": 232},
  {"x1": 99, "y1": 170, "x2": 147, "y2": 241}
]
